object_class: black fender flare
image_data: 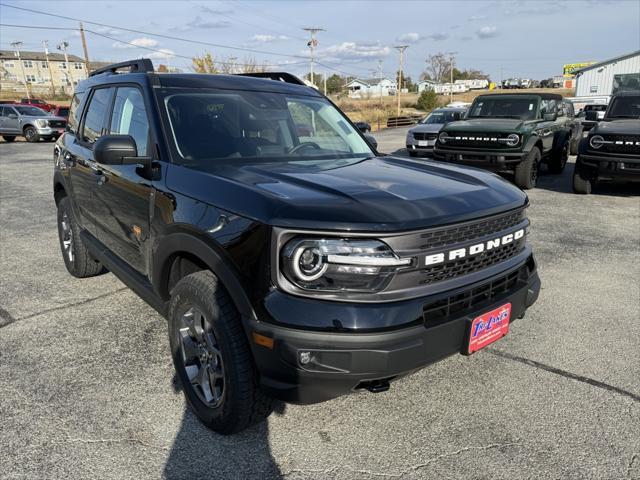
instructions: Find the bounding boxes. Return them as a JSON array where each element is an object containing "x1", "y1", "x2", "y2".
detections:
[
  {"x1": 551, "y1": 129, "x2": 571, "y2": 153},
  {"x1": 151, "y1": 230, "x2": 257, "y2": 322},
  {"x1": 523, "y1": 134, "x2": 541, "y2": 153}
]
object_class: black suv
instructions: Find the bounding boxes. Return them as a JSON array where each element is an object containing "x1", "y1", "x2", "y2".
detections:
[
  {"x1": 573, "y1": 92, "x2": 640, "y2": 194},
  {"x1": 434, "y1": 93, "x2": 576, "y2": 189},
  {"x1": 53, "y1": 60, "x2": 540, "y2": 434}
]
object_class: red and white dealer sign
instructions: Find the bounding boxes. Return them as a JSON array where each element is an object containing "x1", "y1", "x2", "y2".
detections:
[{"x1": 468, "y1": 303, "x2": 512, "y2": 354}]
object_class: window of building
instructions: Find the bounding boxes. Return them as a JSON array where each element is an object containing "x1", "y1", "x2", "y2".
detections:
[
  {"x1": 25, "y1": 74, "x2": 36, "y2": 82},
  {"x1": 74, "y1": 62, "x2": 84, "y2": 70},
  {"x1": 59, "y1": 62, "x2": 67, "y2": 69},
  {"x1": 3, "y1": 60, "x2": 15, "y2": 68},
  {"x1": 23, "y1": 60, "x2": 33, "y2": 68},
  {"x1": 41, "y1": 61, "x2": 48, "y2": 68}
]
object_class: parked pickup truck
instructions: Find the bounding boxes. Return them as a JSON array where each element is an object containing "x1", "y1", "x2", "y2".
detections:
[
  {"x1": 433, "y1": 93, "x2": 574, "y2": 189},
  {"x1": 573, "y1": 92, "x2": 640, "y2": 193},
  {"x1": 53, "y1": 59, "x2": 540, "y2": 434},
  {"x1": 0, "y1": 104, "x2": 67, "y2": 142},
  {"x1": 19, "y1": 98, "x2": 57, "y2": 112}
]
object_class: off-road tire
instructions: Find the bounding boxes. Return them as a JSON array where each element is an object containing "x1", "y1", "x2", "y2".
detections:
[
  {"x1": 57, "y1": 196, "x2": 105, "y2": 277},
  {"x1": 548, "y1": 137, "x2": 569, "y2": 174},
  {"x1": 168, "y1": 270, "x2": 274, "y2": 434},
  {"x1": 2, "y1": 135, "x2": 16, "y2": 142},
  {"x1": 514, "y1": 147, "x2": 541, "y2": 190},
  {"x1": 572, "y1": 163, "x2": 593, "y2": 194}
]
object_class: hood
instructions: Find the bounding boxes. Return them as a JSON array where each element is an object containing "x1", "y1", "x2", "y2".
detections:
[
  {"x1": 443, "y1": 118, "x2": 531, "y2": 132},
  {"x1": 409, "y1": 123, "x2": 443, "y2": 134},
  {"x1": 592, "y1": 119, "x2": 640, "y2": 135},
  {"x1": 166, "y1": 156, "x2": 527, "y2": 232}
]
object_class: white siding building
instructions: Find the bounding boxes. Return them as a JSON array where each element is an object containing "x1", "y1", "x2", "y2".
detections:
[
  {"x1": 574, "y1": 50, "x2": 640, "y2": 97},
  {"x1": 416, "y1": 80, "x2": 437, "y2": 93},
  {"x1": 345, "y1": 78, "x2": 396, "y2": 98}
]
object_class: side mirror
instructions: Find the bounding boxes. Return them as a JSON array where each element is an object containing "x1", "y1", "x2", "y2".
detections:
[
  {"x1": 584, "y1": 110, "x2": 599, "y2": 122},
  {"x1": 452, "y1": 112, "x2": 461, "y2": 121},
  {"x1": 94, "y1": 135, "x2": 145, "y2": 165},
  {"x1": 543, "y1": 112, "x2": 557, "y2": 121}
]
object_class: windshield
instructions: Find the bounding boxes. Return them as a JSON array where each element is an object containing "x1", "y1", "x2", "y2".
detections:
[
  {"x1": 14, "y1": 106, "x2": 47, "y2": 116},
  {"x1": 161, "y1": 89, "x2": 372, "y2": 168},
  {"x1": 420, "y1": 110, "x2": 461, "y2": 124},
  {"x1": 607, "y1": 96, "x2": 640, "y2": 119},
  {"x1": 468, "y1": 97, "x2": 538, "y2": 120}
]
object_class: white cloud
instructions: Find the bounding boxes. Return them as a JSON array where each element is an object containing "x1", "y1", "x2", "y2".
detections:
[
  {"x1": 94, "y1": 26, "x2": 122, "y2": 36},
  {"x1": 504, "y1": 1, "x2": 565, "y2": 15},
  {"x1": 468, "y1": 14, "x2": 488, "y2": 21},
  {"x1": 476, "y1": 26, "x2": 499, "y2": 39},
  {"x1": 319, "y1": 42, "x2": 391, "y2": 61},
  {"x1": 396, "y1": 32, "x2": 421, "y2": 44},
  {"x1": 250, "y1": 34, "x2": 289, "y2": 43},
  {"x1": 112, "y1": 37, "x2": 159, "y2": 49},
  {"x1": 200, "y1": 5, "x2": 234, "y2": 15},
  {"x1": 146, "y1": 48, "x2": 175, "y2": 59},
  {"x1": 187, "y1": 16, "x2": 231, "y2": 29},
  {"x1": 425, "y1": 32, "x2": 449, "y2": 41}
]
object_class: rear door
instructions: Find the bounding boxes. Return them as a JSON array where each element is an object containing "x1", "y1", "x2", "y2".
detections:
[
  {"x1": 92, "y1": 85, "x2": 152, "y2": 275},
  {"x1": 65, "y1": 87, "x2": 114, "y2": 235}
]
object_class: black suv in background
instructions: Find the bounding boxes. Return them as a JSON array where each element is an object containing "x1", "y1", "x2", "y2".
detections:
[
  {"x1": 434, "y1": 94, "x2": 575, "y2": 189},
  {"x1": 53, "y1": 60, "x2": 540, "y2": 434},
  {"x1": 573, "y1": 92, "x2": 640, "y2": 194}
]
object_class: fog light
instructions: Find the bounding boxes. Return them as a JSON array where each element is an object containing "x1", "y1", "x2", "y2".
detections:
[
  {"x1": 299, "y1": 351, "x2": 312, "y2": 365},
  {"x1": 497, "y1": 155, "x2": 505, "y2": 162}
]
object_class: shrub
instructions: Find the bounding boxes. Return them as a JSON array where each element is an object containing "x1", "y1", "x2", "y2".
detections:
[{"x1": 416, "y1": 89, "x2": 439, "y2": 112}]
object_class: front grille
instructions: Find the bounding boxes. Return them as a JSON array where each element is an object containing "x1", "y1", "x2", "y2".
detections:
[
  {"x1": 49, "y1": 120, "x2": 66, "y2": 128},
  {"x1": 418, "y1": 208, "x2": 525, "y2": 250},
  {"x1": 600, "y1": 134, "x2": 640, "y2": 154},
  {"x1": 413, "y1": 132, "x2": 438, "y2": 141},
  {"x1": 443, "y1": 132, "x2": 512, "y2": 149},
  {"x1": 422, "y1": 264, "x2": 529, "y2": 324},
  {"x1": 420, "y1": 239, "x2": 524, "y2": 285}
]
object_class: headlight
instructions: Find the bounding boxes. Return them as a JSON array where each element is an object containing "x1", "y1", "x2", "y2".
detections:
[
  {"x1": 438, "y1": 132, "x2": 449, "y2": 143},
  {"x1": 505, "y1": 133, "x2": 520, "y2": 147},
  {"x1": 281, "y1": 238, "x2": 411, "y2": 293},
  {"x1": 590, "y1": 135, "x2": 604, "y2": 149},
  {"x1": 36, "y1": 119, "x2": 48, "y2": 128}
]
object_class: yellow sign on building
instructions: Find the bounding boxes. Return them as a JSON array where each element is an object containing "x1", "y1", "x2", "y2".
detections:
[{"x1": 563, "y1": 62, "x2": 595, "y2": 77}]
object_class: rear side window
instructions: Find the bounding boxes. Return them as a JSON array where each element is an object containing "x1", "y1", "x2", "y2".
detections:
[
  {"x1": 82, "y1": 88, "x2": 112, "y2": 144},
  {"x1": 66, "y1": 93, "x2": 84, "y2": 134},
  {"x1": 109, "y1": 87, "x2": 150, "y2": 156}
]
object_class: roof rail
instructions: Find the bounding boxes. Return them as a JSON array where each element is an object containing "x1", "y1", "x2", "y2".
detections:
[
  {"x1": 235, "y1": 72, "x2": 306, "y2": 86},
  {"x1": 89, "y1": 58, "x2": 154, "y2": 77}
]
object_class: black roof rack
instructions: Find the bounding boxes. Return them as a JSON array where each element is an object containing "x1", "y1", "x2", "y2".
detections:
[
  {"x1": 235, "y1": 72, "x2": 306, "y2": 86},
  {"x1": 89, "y1": 58, "x2": 154, "y2": 77}
]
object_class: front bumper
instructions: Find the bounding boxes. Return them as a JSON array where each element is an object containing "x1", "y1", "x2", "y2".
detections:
[
  {"x1": 406, "y1": 136, "x2": 437, "y2": 153},
  {"x1": 433, "y1": 147, "x2": 526, "y2": 169},
  {"x1": 250, "y1": 257, "x2": 540, "y2": 404},
  {"x1": 578, "y1": 153, "x2": 640, "y2": 181},
  {"x1": 36, "y1": 126, "x2": 65, "y2": 137}
]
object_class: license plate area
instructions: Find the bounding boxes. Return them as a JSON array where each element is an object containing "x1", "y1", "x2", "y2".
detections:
[
  {"x1": 418, "y1": 140, "x2": 435, "y2": 147},
  {"x1": 466, "y1": 303, "x2": 511, "y2": 354}
]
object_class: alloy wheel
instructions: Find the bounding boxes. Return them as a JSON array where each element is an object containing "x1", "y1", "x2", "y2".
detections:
[
  {"x1": 60, "y1": 212, "x2": 74, "y2": 263},
  {"x1": 178, "y1": 307, "x2": 225, "y2": 407}
]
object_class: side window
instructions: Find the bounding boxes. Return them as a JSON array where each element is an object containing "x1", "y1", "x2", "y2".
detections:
[
  {"x1": 0, "y1": 107, "x2": 6, "y2": 117},
  {"x1": 109, "y1": 87, "x2": 150, "y2": 156},
  {"x1": 66, "y1": 93, "x2": 84, "y2": 135},
  {"x1": 82, "y1": 88, "x2": 112, "y2": 144}
]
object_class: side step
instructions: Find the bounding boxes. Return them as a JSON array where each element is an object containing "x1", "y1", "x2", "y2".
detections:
[{"x1": 80, "y1": 231, "x2": 168, "y2": 317}]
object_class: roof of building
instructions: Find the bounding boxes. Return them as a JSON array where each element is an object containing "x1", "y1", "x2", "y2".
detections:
[
  {"x1": 346, "y1": 78, "x2": 392, "y2": 86},
  {"x1": 575, "y1": 50, "x2": 640, "y2": 74},
  {"x1": 0, "y1": 49, "x2": 84, "y2": 63}
]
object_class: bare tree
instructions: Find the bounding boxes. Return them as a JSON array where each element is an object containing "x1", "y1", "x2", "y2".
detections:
[{"x1": 425, "y1": 53, "x2": 449, "y2": 84}]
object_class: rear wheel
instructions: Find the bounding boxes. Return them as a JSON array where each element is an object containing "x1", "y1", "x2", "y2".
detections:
[
  {"x1": 168, "y1": 270, "x2": 274, "y2": 434},
  {"x1": 514, "y1": 147, "x2": 540, "y2": 190},
  {"x1": 569, "y1": 134, "x2": 579, "y2": 155},
  {"x1": 2, "y1": 135, "x2": 16, "y2": 142},
  {"x1": 548, "y1": 138, "x2": 569, "y2": 174},
  {"x1": 24, "y1": 126, "x2": 39, "y2": 143},
  {"x1": 572, "y1": 161, "x2": 593, "y2": 194},
  {"x1": 57, "y1": 196, "x2": 105, "y2": 277}
]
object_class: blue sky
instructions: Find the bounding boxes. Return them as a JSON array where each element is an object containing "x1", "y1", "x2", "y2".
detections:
[{"x1": 1, "y1": 0, "x2": 639, "y2": 82}]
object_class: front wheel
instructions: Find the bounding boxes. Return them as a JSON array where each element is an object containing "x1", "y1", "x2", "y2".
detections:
[
  {"x1": 548, "y1": 139, "x2": 569, "y2": 174},
  {"x1": 572, "y1": 163, "x2": 593, "y2": 194},
  {"x1": 168, "y1": 270, "x2": 274, "y2": 434},
  {"x1": 24, "y1": 126, "x2": 40, "y2": 143},
  {"x1": 514, "y1": 147, "x2": 541, "y2": 190}
]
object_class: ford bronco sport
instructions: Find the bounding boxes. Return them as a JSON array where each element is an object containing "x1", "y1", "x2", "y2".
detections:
[
  {"x1": 53, "y1": 60, "x2": 541, "y2": 434},
  {"x1": 434, "y1": 93, "x2": 574, "y2": 189},
  {"x1": 573, "y1": 92, "x2": 640, "y2": 194}
]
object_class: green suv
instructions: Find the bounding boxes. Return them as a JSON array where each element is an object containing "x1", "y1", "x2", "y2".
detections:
[{"x1": 433, "y1": 93, "x2": 573, "y2": 189}]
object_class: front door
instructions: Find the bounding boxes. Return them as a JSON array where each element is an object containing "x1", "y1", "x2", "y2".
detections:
[
  {"x1": 92, "y1": 85, "x2": 152, "y2": 275},
  {"x1": 2, "y1": 107, "x2": 21, "y2": 134}
]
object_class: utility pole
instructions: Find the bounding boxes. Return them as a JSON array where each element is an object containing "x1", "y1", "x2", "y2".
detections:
[
  {"x1": 303, "y1": 27, "x2": 324, "y2": 86},
  {"x1": 323, "y1": 72, "x2": 327, "y2": 95},
  {"x1": 10, "y1": 41, "x2": 30, "y2": 99},
  {"x1": 447, "y1": 51, "x2": 457, "y2": 104},
  {"x1": 500, "y1": 67, "x2": 503, "y2": 89},
  {"x1": 79, "y1": 22, "x2": 91, "y2": 76},
  {"x1": 57, "y1": 41, "x2": 74, "y2": 88},
  {"x1": 228, "y1": 56, "x2": 237, "y2": 74},
  {"x1": 394, "y1": 45, "x2": 408, "y2": 119},
  {"x1": 42, "y1": 40, "x2": 56, "y2": 96}
]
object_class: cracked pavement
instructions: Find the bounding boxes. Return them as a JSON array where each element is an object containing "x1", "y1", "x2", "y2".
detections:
[{"x1": 1, "y1": 139, "x2": 638, "y2": 479}]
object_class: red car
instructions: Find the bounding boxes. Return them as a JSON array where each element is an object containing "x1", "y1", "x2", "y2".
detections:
[{"x1": 19, "y1": 98, "x2": 56, "y2": 112}]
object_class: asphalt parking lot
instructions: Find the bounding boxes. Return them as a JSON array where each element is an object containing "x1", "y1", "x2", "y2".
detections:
[{"x1": 0, "y1": 134, "x2": 638, "y2": 480}]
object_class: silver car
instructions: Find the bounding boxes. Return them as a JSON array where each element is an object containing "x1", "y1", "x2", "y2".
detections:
[
  {"x1": 0, "y1": 104, "x2": 67, "y2": 143},
  {"x1": 406, "y1": 107, "x2": 467, "y2": 157}
]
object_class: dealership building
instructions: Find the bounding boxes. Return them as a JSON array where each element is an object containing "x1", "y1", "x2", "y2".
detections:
[{"x1": 574, "y1": 50, "x2": 640, "y2": 97}]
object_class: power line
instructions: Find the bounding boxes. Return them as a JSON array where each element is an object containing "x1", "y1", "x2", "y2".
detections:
[{"x1": 0, "y1": 3, "x2": 310, "y2": 60}]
